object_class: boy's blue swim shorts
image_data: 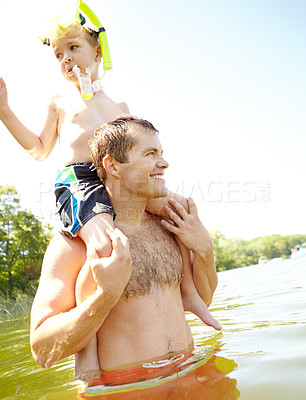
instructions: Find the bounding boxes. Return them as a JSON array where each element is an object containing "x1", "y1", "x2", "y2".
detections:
[{"x1": 54, "y1": 163, "x2": 115, "y2": 238}]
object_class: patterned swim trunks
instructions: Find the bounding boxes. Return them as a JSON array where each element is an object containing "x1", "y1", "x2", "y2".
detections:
[
  {"x1": 54, "y1": 163, "x2": 115, "y2": 238},
  {"x1": 78, "y1": 346, "x2": 215, "y2": 398}
]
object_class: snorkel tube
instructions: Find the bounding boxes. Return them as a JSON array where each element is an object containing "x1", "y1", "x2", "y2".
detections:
[
  {"x1": 75, "y1": 0, "x2": 112, "y2": 99},
  {"x1": 77, "y1": 0, "x2": 112, "y2": 71}
]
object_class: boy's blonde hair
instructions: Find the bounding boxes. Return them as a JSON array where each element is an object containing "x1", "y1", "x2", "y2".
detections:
[{"x1": 49, "y1": 21, "x2": 99, "y2": 48}]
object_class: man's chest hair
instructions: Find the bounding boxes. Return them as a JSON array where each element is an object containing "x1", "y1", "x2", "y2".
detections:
[{"x1": 121, "y1": 216, "x2": 183, "y2": 299}]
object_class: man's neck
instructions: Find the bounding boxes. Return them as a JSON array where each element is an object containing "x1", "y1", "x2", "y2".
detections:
[{"x1": 106, "y1": 182, "x2": 147, "y2": 227}]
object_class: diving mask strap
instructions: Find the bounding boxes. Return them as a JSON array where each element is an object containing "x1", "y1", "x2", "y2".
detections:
[{"x1": 92, "y1": 79, "x2": 105, "y2": 93}]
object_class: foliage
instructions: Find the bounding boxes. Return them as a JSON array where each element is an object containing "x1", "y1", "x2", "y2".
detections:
[
  {"x1": 0, "y1": 290, "x2": 35, "y2": 320},
  {"x1": 210, "y1": 230, "x2": 306, "y2": 271},
  {"x1": 0, "y1": 185, "x2": 52, "y2": 299},
  {"x1": 1, "y1": 184, "x2": 305, "y2": 298}
]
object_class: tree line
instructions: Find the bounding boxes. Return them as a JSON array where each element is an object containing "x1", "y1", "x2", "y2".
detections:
[
  {"x1": 0, "y1": 185, "x2": 52, "y2": 299},
  {"x1": 0, "y1": 185, "x2": 305, "y2": 299},
  {"x1": 210, "y1": 230, "x2": 306, "y2": 271}
]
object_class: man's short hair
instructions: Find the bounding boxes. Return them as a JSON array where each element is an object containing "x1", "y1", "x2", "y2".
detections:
[{"x1": 89, "y1": 118, "x2": 159, "y2": 181}]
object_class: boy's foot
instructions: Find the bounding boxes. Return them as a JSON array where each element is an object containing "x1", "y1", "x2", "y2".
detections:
[{"x1": 184, "y1": 298, "x2": 222, "y2": 331}]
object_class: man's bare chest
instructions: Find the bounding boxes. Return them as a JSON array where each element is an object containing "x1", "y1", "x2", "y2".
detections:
[{"x1": 119, "y1": 217, "x2": 183, "y2": 300}]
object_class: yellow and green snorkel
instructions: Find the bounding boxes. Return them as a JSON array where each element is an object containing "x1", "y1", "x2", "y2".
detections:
[
  {"x1": 77, "y1": 0, "x2": 112, "y2": 71},
  {"x1": 75, "y1": 0, "x2": 112, "y2": 99},
  {"x1": 39, "y1": 0, "x2": 112, "y2": 99}
]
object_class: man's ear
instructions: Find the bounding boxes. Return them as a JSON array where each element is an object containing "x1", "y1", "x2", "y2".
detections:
[
  {"x1": 95, "y1": 45, "x2": 102, "y2": 62},
  {"x1": 103, "y1": 156, "x2": 119, "y2": 177}
]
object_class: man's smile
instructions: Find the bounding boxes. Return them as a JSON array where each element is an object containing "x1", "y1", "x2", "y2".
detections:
[{"x1": 150, "y1": 173, "x2": 165, "y2": 183}]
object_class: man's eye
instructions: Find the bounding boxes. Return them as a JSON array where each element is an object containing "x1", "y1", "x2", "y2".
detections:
[
  {"x1": 71, "y1": 45, "x2": 78, "y2": 51},
  {"x1": 56, "y1": 53, "x2": 63, "y2": 60}
]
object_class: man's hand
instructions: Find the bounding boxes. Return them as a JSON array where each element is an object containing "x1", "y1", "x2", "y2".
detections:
[
  {"x1": 161, "y1": 197, "x2": 213, "y2": 256},
  {"x1": 116, "y1": 114, "x2": 138, "y2": 121},
  {"x1": 90, "y1": 228, "x2": 132, "y2": 301}
]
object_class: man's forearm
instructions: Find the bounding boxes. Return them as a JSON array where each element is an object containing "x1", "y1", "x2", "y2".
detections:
[
  {"x1": 192, "y1": 241, "x2": 218, "y2": 306},
  {"x1": 30, "y1": 288, "x2": 117, "y2": 369}
]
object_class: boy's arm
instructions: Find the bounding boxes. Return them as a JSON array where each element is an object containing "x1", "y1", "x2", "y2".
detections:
[
  {"x1": 160, "y1": 197, "x2": 218, "y2": 306},
  {"x1": 146, "y1": 191, "x2": 188, "y2": 217},
  {"x1": 30, "y1": 229, "x2": 132, "y2": 369},
  {"x1": 191, "y1": 243, "x2": 217, "y2": 306},
  {"x1": 0, "y1": 77, "x2": 58, "y2": 160}
]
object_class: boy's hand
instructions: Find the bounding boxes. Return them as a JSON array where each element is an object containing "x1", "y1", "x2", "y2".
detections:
[
  {"x1": 0, "y1": 77, "x2": 9, "y2": 114},
  {"x1": 116, "y1": 113, "x2": 139, "y2": 121},
  {"x1": 161, "y1": 198, "x2": 213, "y2": 255},
  {"x1": 91, "y1": 228, "x2": 132, "y2": 301}
]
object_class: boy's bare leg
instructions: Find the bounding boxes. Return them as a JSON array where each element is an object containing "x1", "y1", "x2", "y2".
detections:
[
  {"x1": 75, "y1": 213, "x2": 115, "y2": 381},
  {"x1": 178, "y1": 240, "x2": 222, "y2": 331}
]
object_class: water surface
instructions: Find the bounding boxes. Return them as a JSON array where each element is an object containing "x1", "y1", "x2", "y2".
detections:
[{"x1": 1, "y1": 256, "x2": 305, "y2": 399}]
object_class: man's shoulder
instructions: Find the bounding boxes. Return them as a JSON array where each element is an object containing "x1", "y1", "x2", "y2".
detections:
[
  {"x1": 144, "y1": 211, "x2": 161, "y2": 223},
  {"x1": 144, "y1": 212, "x2": 174, "y2": 236}
]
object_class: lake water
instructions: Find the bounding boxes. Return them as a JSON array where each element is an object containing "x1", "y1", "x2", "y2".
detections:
[{"x1": 1, "y1": 255, "x2": 306, "y2": 399}]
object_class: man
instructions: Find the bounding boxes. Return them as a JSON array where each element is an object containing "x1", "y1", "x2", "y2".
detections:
[{"x1": 30, "y1": 118, "x2": 218, "y2": 379}]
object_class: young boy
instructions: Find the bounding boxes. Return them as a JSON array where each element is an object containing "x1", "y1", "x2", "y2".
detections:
[{"x1": 0, "y1": 10, "x2": 220, "y2": 381}]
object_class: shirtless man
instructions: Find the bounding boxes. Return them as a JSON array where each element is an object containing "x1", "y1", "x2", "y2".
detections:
[{"x1": 30, "y1": 118, "x2": 218, "y2": 375}]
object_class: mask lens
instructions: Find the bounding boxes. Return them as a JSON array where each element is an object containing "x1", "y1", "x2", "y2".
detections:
[{"x1": 38, "y1": 7, "x2": 79, "y2": 44}]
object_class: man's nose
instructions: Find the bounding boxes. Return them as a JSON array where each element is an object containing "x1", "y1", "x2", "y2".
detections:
[{"x1": 157, "y1": 156, "x2": 169, "y2": 169}]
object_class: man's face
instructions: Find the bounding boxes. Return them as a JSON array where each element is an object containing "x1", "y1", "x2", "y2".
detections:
[{"x1": 117, "y1": 129, "x2": 169, "y2": 200}]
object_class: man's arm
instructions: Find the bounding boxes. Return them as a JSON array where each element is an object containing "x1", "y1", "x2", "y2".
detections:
[
  {"x1": 160, "y1": 198, "x2": 218, "y2": 306},
  {"x1": 30, "y1": 229, "x2": 132, "y2": 369},
  {"x1": 0, "y1": 77, "x2": 58, "y2": 160}
]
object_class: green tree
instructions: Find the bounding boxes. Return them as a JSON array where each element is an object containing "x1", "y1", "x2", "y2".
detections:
[
  {"x1": 209, "y1": 230, "x2": 236, "y2": 271},
  {"x1": 209, "y1": 231, "x2": 306, "y2": 271},
  {"x1": 0, "y1": 185, "x2": 52, "y2": 298},
  {"x1": 233, "y1": 238, "x2": 259, "y2": 267},
  {"x1": 247, "y1": 234, "x2": 306, "y2": 261}
]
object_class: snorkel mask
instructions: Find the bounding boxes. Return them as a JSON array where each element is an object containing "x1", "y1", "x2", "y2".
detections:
[{"x1": 39, "y1": 0, "x2": 112, "y2": 100}]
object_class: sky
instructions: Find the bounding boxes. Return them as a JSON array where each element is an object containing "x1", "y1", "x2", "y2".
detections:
[{"x1": 0, "y1": 0, "x2": 305, "y2": 240}]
